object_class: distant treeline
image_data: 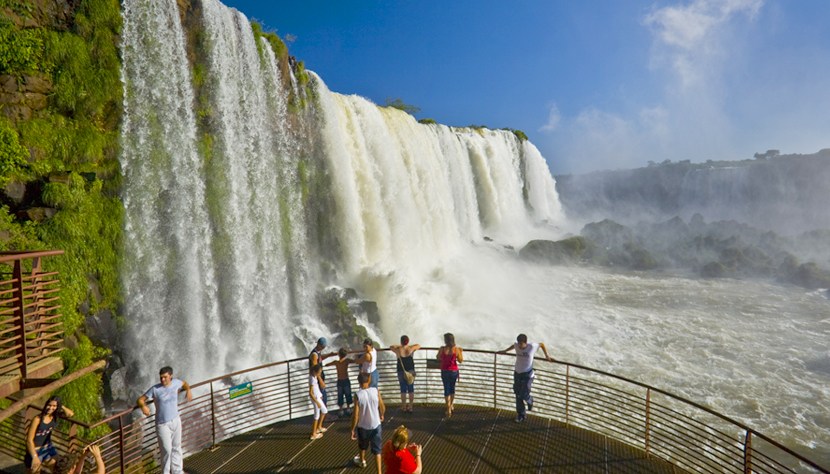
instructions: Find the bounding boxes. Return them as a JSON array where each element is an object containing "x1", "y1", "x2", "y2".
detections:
[{"x1": 555, "y1": 149, "x2": 830, "y2": 235}]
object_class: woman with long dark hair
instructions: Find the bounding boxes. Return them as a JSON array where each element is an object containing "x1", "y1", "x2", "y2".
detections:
[
  {"x1": 25, "y1": 396, "x2": 74, "y2": 473},
  {"x1": 436, "y1": 333, "x2": 463, "y2": 418}
]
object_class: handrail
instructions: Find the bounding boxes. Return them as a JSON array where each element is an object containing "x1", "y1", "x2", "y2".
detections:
[
  {"x1": 57, "y1": 348, "x2": 830, "y2": 473},
  {"x1": 0, "y1": 250, "x2": 65, "y2": 263},
  {"x1": 3, "y1": 347, "x2": 826, "y2": 473},
  {"x1": 514, "y1": 352, "x2": 823, "y2": 471}
]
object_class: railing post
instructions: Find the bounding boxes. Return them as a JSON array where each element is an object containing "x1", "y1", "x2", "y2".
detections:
[
  {"x1": 12, "y1": 259, "x2": 27, "y2": 379},
  {"x1": 565, "y1": 365, "x2": 570, "y2": 425},
  {"x1": 492, "y1": 353, "x2": 498, "y2": 409},
  {"x1": 287, "y1": 363, "x2": 293, "y2": 419},
  {"x1": 210, "y1": 381, "x2": 216, "y2": 449},
  {"x1": 744, "y1": 430, "x2": 752, "y2": 474},
  {"x1": 118, "y1": 415, "x2": 125, "y2": 474},
  {"x1": 644, "y1": 388, "x2": 651, "y2": 455}
]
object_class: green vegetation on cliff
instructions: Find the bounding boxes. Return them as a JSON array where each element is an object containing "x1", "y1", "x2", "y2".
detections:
[{"x1": 0, "y1": 0, "x2": 122, "y2": 426}]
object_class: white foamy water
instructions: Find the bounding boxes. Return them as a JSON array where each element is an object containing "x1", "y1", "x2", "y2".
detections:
[{"x1": 384, "y1": 245, "x2": 830, "y2": 465}]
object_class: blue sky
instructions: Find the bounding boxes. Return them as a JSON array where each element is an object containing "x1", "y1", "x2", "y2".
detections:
[{"x1": 222, "y1": 0, "x2": 830, "y2": 175}]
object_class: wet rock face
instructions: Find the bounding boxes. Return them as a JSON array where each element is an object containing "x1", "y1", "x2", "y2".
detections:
[
  {"x1": 519, "y1": 237, "x2": 589, "y2": 265},
  {"x1": 2, "y1": 0, "x2": 74, "y2": 29},
  {"x1": 0, "y1": 74, "x2": 53, "y2": 121},
  {"x1": 316, "y1": 287, "x2": 378, "y2": 349}
]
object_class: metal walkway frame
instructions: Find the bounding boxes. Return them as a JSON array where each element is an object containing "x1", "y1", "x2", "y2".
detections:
[{"x1": 8, "y1": 348, "x2": 823, "y2": 473}]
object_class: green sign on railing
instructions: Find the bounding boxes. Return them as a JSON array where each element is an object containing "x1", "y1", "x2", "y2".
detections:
[{"x1": 229, "y1": 381, "x2": 253, "y2": 400}]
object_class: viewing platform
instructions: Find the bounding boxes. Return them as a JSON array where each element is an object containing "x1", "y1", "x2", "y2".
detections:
[
  {"x1": 2, "y1": 348, "x2": 827, "y2": 473},
  {"x1": 0, "y1": 253, "x2": 826, "y2": 473}
]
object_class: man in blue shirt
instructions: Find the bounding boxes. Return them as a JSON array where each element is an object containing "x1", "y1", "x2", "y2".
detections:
[{"x1": 137, "y1": 366, "x2": 192, "y2": 474}]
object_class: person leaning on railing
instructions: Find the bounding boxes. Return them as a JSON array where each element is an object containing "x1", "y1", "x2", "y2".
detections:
[
  {"x1": 354, "y1": 338, "x2": 379, "y2": 388},
  {"x1": 501, "y1": 333, "x2": 554, "y2": 423},
  {"x1": 389, "y1": 335, "x2": 421, "y2": 413}
]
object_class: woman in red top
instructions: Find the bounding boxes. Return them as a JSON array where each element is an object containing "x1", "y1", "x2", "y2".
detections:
[
  {"x1": 382, "y1": 425, "x2": 422, "y2": 474},
  {"x1": 436, "y1": 332, "x2": 463, "y2": 418}
]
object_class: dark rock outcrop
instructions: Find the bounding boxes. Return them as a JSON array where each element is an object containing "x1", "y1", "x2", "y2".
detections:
[
  {"x1": 317, "y1": 287, "x2": 378, "y2": 349},
  {"x1": 519, "y1": 236, "x2": 589, "y2": 264}
]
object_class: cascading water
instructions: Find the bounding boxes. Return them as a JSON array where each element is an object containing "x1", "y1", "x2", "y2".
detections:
[
  {"x1": 120, "y1": 0, "x2": 314, "y2": 383},
  {"x1": 120, "y1": 0, "x2": 562, "y2": 382},
  {"x1": 120, "y1": 0, "x2": 222, "y2": 381},
  {"x1": 119, "y1": 0, "x2": 828, "y2": 465}
]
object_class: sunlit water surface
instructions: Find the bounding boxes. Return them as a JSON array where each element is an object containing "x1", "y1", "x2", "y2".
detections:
[{"x1": 384, "y1": 246, "x2": 830, "y2": 466}]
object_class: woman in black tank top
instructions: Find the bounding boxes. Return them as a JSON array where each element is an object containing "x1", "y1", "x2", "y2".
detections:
[
  {"x1": 390, "y1": 335, "x2": 421, "y2": 413},
  {"x1": 25, "y1": 396, "x2": 74, "y2": 473}
]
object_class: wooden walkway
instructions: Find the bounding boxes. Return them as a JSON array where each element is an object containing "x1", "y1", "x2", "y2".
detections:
[{"x1": 185, "y1": 404, "x2": 682, "y2": 474}]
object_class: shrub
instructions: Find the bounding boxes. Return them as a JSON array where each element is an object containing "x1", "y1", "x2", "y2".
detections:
[{"x1": 0, "y1": 119, "x2": 29, "y2": 187}]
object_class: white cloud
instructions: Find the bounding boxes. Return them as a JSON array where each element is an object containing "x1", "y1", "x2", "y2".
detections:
[
  {"x1": 539, "y1": 0, "x2": 767, "y2": 174},
  {"x1": 644, "y1": 0, "x2": 763, "y2": 88},
  {"x1": 539, "y1": 103, "x2": 561, "y2": 133}
]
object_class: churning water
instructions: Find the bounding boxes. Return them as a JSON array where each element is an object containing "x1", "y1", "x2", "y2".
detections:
[{"x1": 409, "y1": 246, "x2": 830, "y2": 465}]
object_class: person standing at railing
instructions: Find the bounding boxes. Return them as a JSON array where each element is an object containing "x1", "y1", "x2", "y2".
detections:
[
  {"x1": 436, "y1": 333, "x2": 463, "y2": 418},
  {"x1": 309, "y1": 337, "x2": 337, "y2": 409},
  {"x1": 354, "y1": 338, "x2": 379, "y2": 388},
  {"x1": 501, "y1": 334, "x2": 553, "y2": 423},
  {"x1": 389, "y1": 336, "x2": 420, "y2": 413},
  {"x1": 351, "y1": 371, "x2": 385, "y2": 472},
  {"x1": 25, "y1": 396, "x2": 74, "y2": 473},
  {"x1": 309, "y1": 363, "x2": 328, "y2": 439},
  {"x1": 326, "y1": 348, "x2": 355, "y2": 417},
  {"x1": 137, "y1": 366, "x2": 192, "y2": 474}
]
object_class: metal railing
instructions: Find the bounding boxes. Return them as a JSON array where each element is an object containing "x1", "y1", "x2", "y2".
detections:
[
  {"x1": 5, "y1": 348, "x2": 827, "y2": 473},
  {"x1": 0, "y1": 250, "x2": 65, "y2": 382}
]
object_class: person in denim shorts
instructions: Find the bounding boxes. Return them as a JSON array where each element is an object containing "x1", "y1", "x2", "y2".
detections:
[{"x1": 350, "y1": 372, "x2": 385, "y2": 471}]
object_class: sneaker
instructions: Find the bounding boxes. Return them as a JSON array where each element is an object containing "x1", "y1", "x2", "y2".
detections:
[
  {"x1": 310, "y1": 433, "x2": 323, "y2": 440},
  {"x1": 353, "y1": 455, "x2": 367, "y2": 468},
  {"x1": 515, "y1": 415, "x2": 525, "y2": 423},
  {"x1": 318, "y1": 427, "x2": 328, "y2": 433}
]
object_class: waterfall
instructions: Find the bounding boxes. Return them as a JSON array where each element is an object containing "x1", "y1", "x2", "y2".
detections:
[
  {"x1": 120, "y1": 0, "x2": 309, "y2": 383},
  {"x1": 120, "y1": 0, "x2": 564, "y2": 383},
  {"x1": 311, "y1": 76, "x2": 564, "y2": 336},
  {"x1": 120, "y1": 0, "x2": 222, "y2": 381}
]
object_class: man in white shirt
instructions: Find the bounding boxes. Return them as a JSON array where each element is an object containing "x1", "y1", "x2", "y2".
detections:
[
  {"x1": 137, "y1": 366, "x2": 192, "y2": 474},
  {"x1": 350, "y1": 372, "x2": 385, "y2": 472},
  {"x1": 501, "y1": 334, "x2": 553, "y2": 422}
]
